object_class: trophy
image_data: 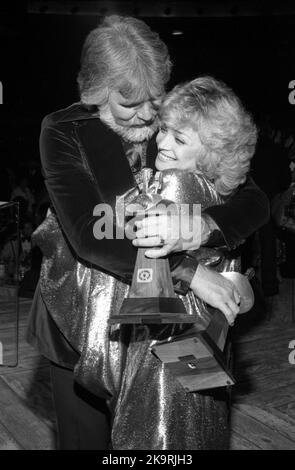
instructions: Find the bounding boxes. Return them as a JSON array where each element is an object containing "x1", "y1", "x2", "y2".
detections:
[
  {"x1": 110, "y1": 168, "x2": 255, "y2": 391},
  {"x1": 110, "y1": 168, "x2": 192, "y2": 324}
]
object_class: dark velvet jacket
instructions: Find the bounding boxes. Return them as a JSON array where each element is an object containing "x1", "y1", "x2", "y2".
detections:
[{"x1": 40, "y1": 102, "x2": 269, "y2": 282}]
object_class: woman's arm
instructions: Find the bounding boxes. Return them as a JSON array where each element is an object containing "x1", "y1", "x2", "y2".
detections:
[
  {"x1": 134, "y1": 176, "x2": 269, "y2": 294},
  {"x1": 40, "y1": 120, "x2": 136, "y2": 282},
  {"x1": 134, "y1": 175, "x2": 270, "y2": 258}
]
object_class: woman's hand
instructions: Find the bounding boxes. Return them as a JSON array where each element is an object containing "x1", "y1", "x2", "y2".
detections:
[{"x1": 190, "y1": 264, "x2": 241, "y2": 326}]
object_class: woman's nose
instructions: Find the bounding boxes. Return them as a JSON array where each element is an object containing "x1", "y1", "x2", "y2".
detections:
[{"x1": 157, "y1": 131, "x2": 170, "y2": 148}]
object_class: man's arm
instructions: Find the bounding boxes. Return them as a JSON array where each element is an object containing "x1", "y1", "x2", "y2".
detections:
[
  {"x1": 202, "y1": 176, "x2": 270, "y2": 250},
  {"x1": 40, "y1": 121, "x2": 136, "y2": 282}
]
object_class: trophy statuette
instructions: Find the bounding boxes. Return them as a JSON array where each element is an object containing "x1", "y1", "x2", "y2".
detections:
[{"x1": 110, "y1": 168, "x2": 193, "y2": 324}]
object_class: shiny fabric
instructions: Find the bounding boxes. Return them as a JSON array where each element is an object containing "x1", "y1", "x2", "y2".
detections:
[
  {"x1": 34, "y1": 169, "x2": 239, "y2": 449},
  {"x1": 112, "y1": 319, "x2": 230, "y2": 450},
  {"x1": 111, "y1": 170, "x2": 238, "y2": 449},
  {"x1": 34, "y1": 212, "x2": 130, "y2": 398}
]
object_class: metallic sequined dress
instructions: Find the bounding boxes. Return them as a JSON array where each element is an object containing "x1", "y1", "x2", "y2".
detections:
[{"x1": 34, "y1": 169, "x2": 239, "y2": 450}]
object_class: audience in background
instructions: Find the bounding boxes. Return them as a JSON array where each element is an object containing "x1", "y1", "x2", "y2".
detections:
[
  {"x1": 250, "y1": 120, "x2": 292, "y2": 295},
  {"x1": 0, "y1": 161, "x2": 48, "y2": 296},
  {"x1": 241, "y1": 117, "x2": 295, "y2": 319}
]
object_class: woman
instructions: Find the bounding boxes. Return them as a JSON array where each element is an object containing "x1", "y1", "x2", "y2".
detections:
[
  {"x1": 136, "y1": 75, "x2": 257, "y2": 321},
  {"x1": 109, "y1": 76, "x2": 258, "y2": 450}
]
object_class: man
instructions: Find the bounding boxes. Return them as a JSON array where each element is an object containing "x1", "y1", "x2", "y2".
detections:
[{"x1": 27, "y1": 15, "x2": 269, "y2": 449}]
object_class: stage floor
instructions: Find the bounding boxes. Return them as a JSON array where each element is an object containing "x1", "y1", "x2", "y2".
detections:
[{"x1": 0, "y1": 279, "x2": 295, "y2": 450}]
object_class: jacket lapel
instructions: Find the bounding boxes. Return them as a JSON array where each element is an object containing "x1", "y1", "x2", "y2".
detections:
[
  {"x1": 146, "y1": 135, "x2": 157, "y2": 171},
  {"x1": 75, "y1": 119, "x2": 135, "y2": 206},
  {"x1": 76, "y1": 119, "x2": 158, "y2": 206}
]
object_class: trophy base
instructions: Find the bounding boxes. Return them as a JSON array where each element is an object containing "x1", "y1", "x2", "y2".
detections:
[
  {"x1": 152, "y1": 329, "x2": 235, "y2": 392},
  {"x1": 110, "y1": 297, "x2": 199, "y2": 324}
]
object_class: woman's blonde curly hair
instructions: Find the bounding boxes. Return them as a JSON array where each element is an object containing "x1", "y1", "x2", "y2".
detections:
[{"x1": 160, "y1": 76, "x2": 257, "y2": 196}]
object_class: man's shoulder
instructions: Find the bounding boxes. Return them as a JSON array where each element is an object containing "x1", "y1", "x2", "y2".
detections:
[{"x1": 41, "y1": 103, "x2": 99, "y2": 130}]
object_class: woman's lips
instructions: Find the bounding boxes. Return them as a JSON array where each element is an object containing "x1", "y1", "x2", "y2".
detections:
[{"x1": 157, "y1": 151, "x2": 176, "y2": 162}]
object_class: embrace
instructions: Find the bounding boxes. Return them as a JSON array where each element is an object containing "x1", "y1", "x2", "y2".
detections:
[{"x1": 27, "y1": 15, "x2": 269, "y2": 450}]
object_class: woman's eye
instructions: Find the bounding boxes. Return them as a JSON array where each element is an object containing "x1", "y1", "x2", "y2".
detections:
[
  {"x1": 175, "y1": 137, "x2": 185, "y2": 145},
  {"x1": 121, "y1": 103, "x2": 137, "y2": 110}
]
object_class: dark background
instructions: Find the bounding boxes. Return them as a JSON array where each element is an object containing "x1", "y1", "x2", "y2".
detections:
[{"x1": 1, "y1": 1, "x2": 295, "y2": 167}]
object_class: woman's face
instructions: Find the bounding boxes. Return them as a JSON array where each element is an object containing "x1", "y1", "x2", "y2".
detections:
[{"x1": 155, "y1": 123, "x2": 204, "y2": 171}]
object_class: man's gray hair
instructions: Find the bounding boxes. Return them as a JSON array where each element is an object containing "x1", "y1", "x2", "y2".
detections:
[
  {"x1": 78, "y1": 15, "x2": 172, "y2": 106},
  {"x1": 160, "y1": 76, "x2": 258, "y2": 196}
]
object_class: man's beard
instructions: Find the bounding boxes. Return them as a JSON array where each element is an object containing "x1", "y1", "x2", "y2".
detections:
[{"x1": 99, "y1": 103, "x2": 159, "y2": 143}]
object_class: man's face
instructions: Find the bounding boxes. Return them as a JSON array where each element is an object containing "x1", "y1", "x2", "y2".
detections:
[
  {"x1": 155, "y1": 123, "x2": 204, "y2": 171},
  {"x1": 108, "y1": 91, "x2": 161, "y2": 127},
  {"x1": 100, "y1": 90, "x2": 162, "y2": 143}
]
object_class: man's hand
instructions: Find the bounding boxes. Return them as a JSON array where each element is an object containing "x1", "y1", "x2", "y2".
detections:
[
  {"x1": 132, "y1": 207, "x2": 204, "y2": 258},
  {"x1": 190, "y1": 264, "x2": 241, "y2": 326}
]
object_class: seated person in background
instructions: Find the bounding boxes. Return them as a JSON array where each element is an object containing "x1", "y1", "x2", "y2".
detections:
[
  {"x1": 11, "y1": 173, "x2": 35, "y2": 217},
  {"x1": 1, "y1": 219, "x2": 34, "y2": 281}
]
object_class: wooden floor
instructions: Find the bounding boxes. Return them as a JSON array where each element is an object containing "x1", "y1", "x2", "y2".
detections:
[{"x1": 0, "y1": 279, "x2": 295, "y2": 450}]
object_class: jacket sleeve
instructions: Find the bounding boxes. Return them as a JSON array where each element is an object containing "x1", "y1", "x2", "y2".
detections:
[
  {"x1": 203, "y1": 176, "x2": 270, "y2": 250},
  {"x1": 40, "y1": 121, "x2": 136, "y2": 283}
]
